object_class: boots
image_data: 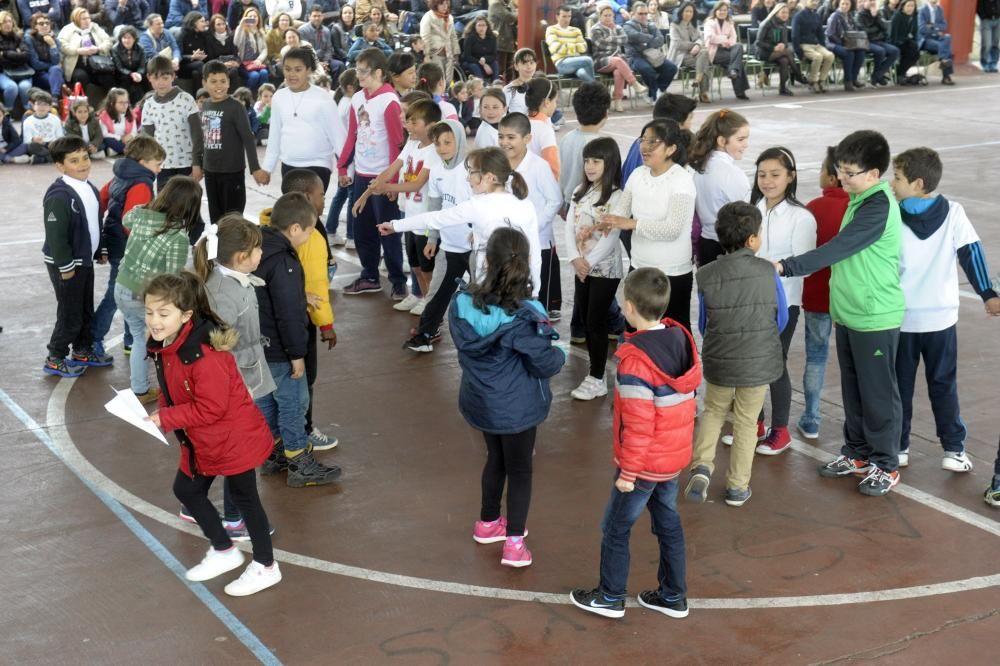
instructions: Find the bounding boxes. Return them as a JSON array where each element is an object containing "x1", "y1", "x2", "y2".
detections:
[{"x1": 630, "y1": 78, "x2": 648, "y2": 96}]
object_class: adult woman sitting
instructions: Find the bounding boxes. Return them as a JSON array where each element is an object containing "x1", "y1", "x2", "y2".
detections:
[
  {"x1": 26, "y1": 13, "x2": 63, "y2": 99},
  {"x1": 279, "y1": 25, "x2": 314, "y2": 59},
  {"x1": 668, "y1": 2, "x2": 711, "y2": 102},
  {"x1": 825, "y1": 0, "x2": 865, "y2": 91},
  {"x1": 889, "y1": 0, "x2": 920, "y2": 83},
  {"x1": 139, "y1": 13, "x2": 180, "y2": 69},
  {"x1": 755, "y1": 2, "x2": 807, "y2": 95},
  {"x1": 589, "y1": 2, "x2": 646, "y2": 112},
  {"x1": 420, "y1": 0, "x2": 459, "y2": 81},
  {"x1": 750, "y1": 0, "x2": 776, "y2": 26},
  {"x1": 265, "y1": 12, "x2": 294, "y2": 63},
  {"x1": 460, "y1": 14, "x2": 498, "y2": 81},
  {"x1": 704, "y1": 1, "x2": 750, "y2": 99},
  {"x1": 0, "y1": 10, "x2": 33, "y2": 111},
  {"x1": 331, "y1": 4, "x2": 354, "y2": 63},
  {"x1": 233, "y1": 5, "x2": 268, "y2": 91},
  {"x1": 58, "y1": 6, "x2": 114, "y2": 90},
  {"x1": 206, "y1": 13, "x2": 242, "y2": 89},
  {"x1": 179, "y1": 10, "x2": 210, "y2": 90},
  {"x1": 111, "y1": 25, "x2": 146, "y2": 104}
]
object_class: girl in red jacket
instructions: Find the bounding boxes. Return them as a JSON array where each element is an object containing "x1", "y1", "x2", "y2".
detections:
[{"x1": 145, "y1": 271, "x2": 281, "y2": 597}]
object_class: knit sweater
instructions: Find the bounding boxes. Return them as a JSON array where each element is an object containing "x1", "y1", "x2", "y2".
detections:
[{"x1": 544, "y1": 23, "x2": 587, "y2": 64}]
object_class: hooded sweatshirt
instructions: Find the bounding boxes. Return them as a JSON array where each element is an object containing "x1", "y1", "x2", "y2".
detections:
[
  {"x1": 253, "y1": 225, "x2": 309, "y2": 362},
  {"x1": 102, "y1": 158, "x2": 156, "y2": 260},
  {"x1": 899, "y1": 194, "x2": 996, "y2": 333},
  {"x1": 426, "y1": 118, "x2": 472, "y2": 253}
]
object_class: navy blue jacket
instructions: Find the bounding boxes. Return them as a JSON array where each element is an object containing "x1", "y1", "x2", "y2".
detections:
[
  {"x1": 104, "y1": 158, "x2": 155, "y2": 260},
  {"x1": 792, "y1": 6, "x2": 825, "y2": 54},
  {"x1": 1, "y1": 114, "x2": 22, "y2": 153},
  {"x1": 42, "y1": 178, "x2": 104, "y2": 273},
  {"x1": 253, "y1": 225, "x2": 309, "y2": 363},
  {"x1": 448, "y1": 291, "x2": 565, "y2": 434}
]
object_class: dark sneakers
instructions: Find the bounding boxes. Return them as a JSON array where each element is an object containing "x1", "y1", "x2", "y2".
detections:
[
  {"x1": 857, "y1": 467, "x2": 900, "y2": 496},
  {"x1": 286, "y1": 450, "x2": 342, "y2": 488},
  {"x1": 818, "y1": 455, "x2": 873, "y2": 478},
  {"x1": 404, "y1": 333, "x2": 434, "y2": 353},
  {"x1": 342, "y1": 278, "x2": 382, "y2": 295},
  {"x1": 43, "y1": 356, "x2": 86, "y2": 378},
  {"x1": 70, "y1": 348, "x2": 113, "y2": 367},
  {"x1": 570, "y1": 588, "x2": 626, "y2": 619},
  {"x1": 637, "y1": 590, "x2": 689, "y2": 618},
  {"x1": 261, "y1": 439, "x2": 294, "y2": 475}
]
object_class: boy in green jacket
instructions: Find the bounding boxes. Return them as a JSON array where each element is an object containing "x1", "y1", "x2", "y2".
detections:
[{"x1": 777, "y1": 130, "x2": 905, "y2": 497}]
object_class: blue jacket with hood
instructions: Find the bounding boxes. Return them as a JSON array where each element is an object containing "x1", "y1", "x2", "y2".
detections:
[
  {"x1": 448, "y1": 290, "x2": 565, "y2": 435},
  {"x1": 104, "y1": 157, "x2": 156, "y2": 260}
]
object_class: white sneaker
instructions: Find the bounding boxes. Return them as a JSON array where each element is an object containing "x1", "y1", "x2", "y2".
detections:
[
  {"x1": 185, "y1": 546, "x2": 245, "y2": 582},
  {"x1": 393, "y1": 294, "x2": 421, "y2": 311},
  {"x1": 11, "y1": 155, "x2": 30, "y2": 164},
  {"x1": 332, "y1": 234, "x2": 346, "y2": 247},
  {"x1": 224, "y1": 561, "x2": 282, "y2": 597},
  {"x1": 571, "y1": 376, "x2": 608, "y2": 401},
  {"x1": 345, "y1": 238, "x2": 355, "y2": 249},
  {"x1": 409, "y1": 297, "x2": 427, "y2": 316},
  {"x1": 898, "y1": 451, "x2": 909, "y2": 467},
  {"x1": 942, "y1": 450, "x2": 973, "y2": 472}
]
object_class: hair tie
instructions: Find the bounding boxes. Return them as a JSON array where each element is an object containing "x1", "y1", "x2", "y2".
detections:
[
  {"x1": 419, "y1": 77, "x2": 427, "y2": 84},
  {"x1": 506, "y1": 174, "x2": 514, "y2": 185},
  {"x1": 197, "y1": 223, "x2": 219, "y2": 261},
  {"x1": 718, "y1": 109, "x2": 728, "y2": 118}
]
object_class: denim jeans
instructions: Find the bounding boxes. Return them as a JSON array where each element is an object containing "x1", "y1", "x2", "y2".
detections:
[
  {"x1": 555, "y1": 55, "x2": 596, "y2": 81},
  {"x1": 113, "y1": 283, "x2": 150, "y2": 394},
  {"x1": 829, "y1": 45, "x2": 865, "y2": 84},
  {"x1": 0, "y1": 73, "x2": 32, "y2": 110},
  {"x1": 799, "y1": 311, "x2": 832, "y2": 433},
  {"x1": 922, "y1": 35, "x2": 954, "y2": 75},
  {"x1": 255, "y1": 361, "x2": 309, "y2": 454},
  {"x1": 981, "y1": 18, "x2": 1000, "y2": 69},
  {"x1": 867, "y1": 41, "x2": 900, "y2": 80},
  {"x1": 628, "y1": 56, "x2": 678, "y2": 99},
  {"x1": 92, "y1": 257, "x2": 132, "y2": 349},
  {"x1": 326, "y1": 180, "x2": 355, "y2": 239},
  {"x1": 352, "y1": 174, "x2": 405, "y2": 288},
  {"x1": 599, "y1": 471, "x2": 686, "y2": 601},
  {"x1": 33, "y1": 66, "x2": 65, "y2": 98},
  {"x1": 463, "y1": 59, "x2": 501, "y2": 82}
]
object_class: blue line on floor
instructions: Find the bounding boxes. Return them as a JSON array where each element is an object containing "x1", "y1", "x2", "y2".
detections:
[{"x1": 0, "y1": 388, "x2": 281, "y2": 666}]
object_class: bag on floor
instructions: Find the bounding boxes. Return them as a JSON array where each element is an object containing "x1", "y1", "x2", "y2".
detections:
[{"x1": 60, "y1": 83, "x2": 87, "y2": 121}]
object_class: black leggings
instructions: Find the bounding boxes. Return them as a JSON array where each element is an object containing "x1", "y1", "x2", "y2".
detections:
[
  {"x1": 576, "y1": 275, "x2": 620, "y2": 378},
  {"x1": 305, "y1": 323, "x2": 318, "y2": 433},
  {"x1": 481, "y1": 427, "x2": 536, "y2": 537},
  {"x1": 173, "y1": 468, "x2": 273, "y2": 565},
  {"x1": 765, "y1": 50, "x2": 804, "y2": 88},
  {"x1": 539, "y1": 246, "x2": 562, "y2": 312},
  {"x1": 760, "y1": 305, "x2": 799, "y2": 428},
  {"x1": 418, "y1": 250, "x2": 469, "y2": 337},
  {"x1": 663, "y1": 272, "x2": 693, "y2": 334}
]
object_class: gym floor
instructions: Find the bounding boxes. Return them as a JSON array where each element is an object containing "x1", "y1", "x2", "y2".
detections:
[{"x1": 2, "y1": 75, "x2": 999, "y2": 664}]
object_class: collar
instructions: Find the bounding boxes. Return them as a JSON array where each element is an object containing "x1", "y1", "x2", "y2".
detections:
[
  {"x1": 62, "y1": 174, "x2": 91, "y2": 188},
  {"x1": 216, "y1": 263, "x2": 265, "y2": 288},
  {"x1": 364, "y1": 82, "x2": 395, "y2": 100},
  {"x1": 713, "y1": 149, "x2": 735, "y2": 166}
]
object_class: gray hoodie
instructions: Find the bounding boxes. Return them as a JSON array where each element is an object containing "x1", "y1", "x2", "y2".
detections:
[{"x1": 426, "y1": 118, "x2": 469, "y2": 247}]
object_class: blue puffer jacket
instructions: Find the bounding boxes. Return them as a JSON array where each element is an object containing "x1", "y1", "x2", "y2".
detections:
[{"x1": 448, "y1": 291, "x2": 565, "y2": 435}]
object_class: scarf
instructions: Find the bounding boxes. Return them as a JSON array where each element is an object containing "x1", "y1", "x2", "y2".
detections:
[{"x1": 433, "y1": 5, "x2": 451, "y2": 21}]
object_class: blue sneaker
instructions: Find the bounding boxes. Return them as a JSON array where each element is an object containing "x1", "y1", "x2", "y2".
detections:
[
  {"x1": 70, "y1": 348, "x2": 113, "y2": 367},
  {"x1": 796, "y1": 421, "x2": 819, "y2": 440},
  {"x1": 43, "y1": 357, "x2": 86, "y2": 378}
]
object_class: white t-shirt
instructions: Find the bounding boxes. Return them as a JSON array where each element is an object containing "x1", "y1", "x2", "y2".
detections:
[
  {"x1": 503, "y1": 83, "x2": 527, "y2": 114},
  {"x1": 62, "y1": 175, "x2": 100, "y2": 257},
  {"x1": 528, "y1": 116, "x2": 556, "y2": 163},
  {"x1": 474, "y1": 122, "x2": 498, "y2": 149},
  {"x1": 22, "y1": 113, "x2": 64, "y2": 144},
  {"x1": 755, "y1": 199, "x2": 817, "y2": 307},
  {"x1": 693, "y1": 150, "x2": 751, "y2": 241},
  {"x1": 262, "y1": 85, "x2": 345, "y2": 172},
  {"x1": 427, "y1": 161, "x2": 473, "y2": 253},
  {"x1": 397, "y1": 139, "x2": 439, "y2": 217}
]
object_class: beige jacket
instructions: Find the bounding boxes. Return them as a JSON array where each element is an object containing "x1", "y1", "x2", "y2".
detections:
[
  {"x1": 420, "y1": 12, "x2": 459, "y2": 62},
  {"x1": 57, "y1": 23, "x2": 112, "y2": 77}
]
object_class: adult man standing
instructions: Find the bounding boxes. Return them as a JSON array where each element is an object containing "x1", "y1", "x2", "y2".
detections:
[
  {"x1": 623, "y1": 0, "x2": 676, "y2": 100},
  {"x1": 545, "y1": 4, "x2": 595, "y2": 81}
]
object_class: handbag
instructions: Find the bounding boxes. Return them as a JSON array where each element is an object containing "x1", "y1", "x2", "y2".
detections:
[
  {"x1": 242, "y1": 60, "x2": 267, "y2": 71},
  {"x1": 844, "y1": 30, "x2": 869, "y2": 50},
  {"x1": 86, "y1": 54, "x2": 115, "y2": 73},
  {"x1": 642, "y1": 46, "x2": 666, "y2": 67},
  {"x1": 3, "y1": 64, "x2": 34, "y2": 80}
]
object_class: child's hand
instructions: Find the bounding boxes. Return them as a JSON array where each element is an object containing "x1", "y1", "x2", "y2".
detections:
[
  {"x1": 320, "y1": 328, "x2": 337, "y2": 349},
  {"x1": 986, "y1": 297, "x2": 1000, "y2": 316},
  {"x1": 773, "y1": 261, "x2": 784, "y2": 275},
  {"x1": 338, "y1": 175, "x2": 352, "y2": 188},
  {"x1": 572, "y1": 257, "x2": 590, "y2": 282},
  {"x1": 146, "y1": 412, "x2": 162, "y2": 427},
  {"x1": 376, "y1": 222, "x2": 395, "y2": 236},
  {"x1": 305, "y1": 292, "x2": 322, "y2": 309},
  {"x1": 32, "y1": 135, "x2": 43, "y2": 143},
  {"x1": 290, "y1": 358, "x2": 305, "y2": 379},
  {"x1": 615, "y1": 478, "x2": 635, "y2": 493},
  {"x1": 191, "y1": 166, "x2": 203, "y2": 182},
  {"x1": 423, "y1": 242, "x2": 437, "y2": 260},
  {"x1": 252, "y1": 169, "x2": 269, "y2": 185},
  {"x1": 351, "y1": 192, "x2": 369, "y2": 217}
]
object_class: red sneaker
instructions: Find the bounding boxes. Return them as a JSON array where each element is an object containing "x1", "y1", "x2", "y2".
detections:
[
  {"x1": 722, "y1": 419, "x2": 768, "y2": 447},
  {"x1": 756, "y1": 426, "x2": 791, "y2": 456}
]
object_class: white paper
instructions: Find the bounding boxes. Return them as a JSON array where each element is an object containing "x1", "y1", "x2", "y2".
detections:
[{"x1": 104, "y1": 387, "x2": 169, "y2": 445}]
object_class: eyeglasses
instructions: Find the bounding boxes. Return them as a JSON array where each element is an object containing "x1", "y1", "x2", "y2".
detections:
[
  {"x1": 36, "y1": 20, "x2": 51, "y2": 25},
  {"x1": 467, "y1": 169, "x2": 483, "y2": 177},
  {"x1": 638, "y1": 137, "x2": 664, "y2": 147},
  {"x1": 835, "y1": 165, "x2": 868, "y2": 178},
  {"x1": 356, "y1": 66, "x2": 371, "y2": 76}
]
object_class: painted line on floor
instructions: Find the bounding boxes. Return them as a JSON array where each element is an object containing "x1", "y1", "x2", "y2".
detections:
[
  {"x1": 0, "y1": 238, "x2": 44, "y2": 247},
  {"x1": 38, "y1": 340, "x2": 1000, "y2": 611},
  {"x1": 0, "y1": 387, "x2": 282, "y2": 665}
]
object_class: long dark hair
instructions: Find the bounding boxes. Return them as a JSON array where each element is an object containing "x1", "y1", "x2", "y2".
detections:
[
  {"x1": 146, "y1": 177, "x2": 203, "y2": 236},
  {"x1": 525, "y1": 77, "x2": 556, "y2": 115},
  {"x1": 468, "y1": 227, "x2": 533, "y2": 315},
  {"x1": 687, "y1": 109, "x2": 749, "y2": 173},
  {"x1": 143, "y1": 270, "x2": 226, "y2": 329},
  {"x1": 641, "y1": 118, "x2": 689, "y2": 167},
  {"x1": 573, "y1": 137, "x2": 622, "y2": 206},
  {"x1": 465, "y1": 147, "x2": 529, "y2": 199},
  {"x1": 750, "y1": 145, "x2": 805, "y2": 207}
]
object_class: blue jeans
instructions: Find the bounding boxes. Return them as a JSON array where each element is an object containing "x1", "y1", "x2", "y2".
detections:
[
  {"x1": 326, "y1": 180, "x2": 355, "y2": 239},
  {"x1": 867, "y1": 41, "x2": 900, "y2": 80},
  {"x1": 33, "y1": 66, "x2": 64, "y2": 98},
  {"x1": 113, "y1": 284, "x2": 149, "y2": 394},
  {"x1": 830, "y1": 45, "x2": 865, "y2": 84},
  {"x1": 92, "y1": 258, "x2": 132, "y2": 350},
  {"x1": 981, "y1": 18, "x2": 1000, "y2": 69},
  {"x1": 555, "y1": 55, "x2": 596, "y2": 82},
  {"x1": 0, "y1": 142, "x2": 27, "y2": 162},
  {"x1": 242, "y1": 67, "x2": 269, "y2": 93},
  {"x1": 599, "y1": 471, "x2": 686, "y2": 601},
  {"x1": 922, "y1": 35, "x2": 954, "y2": 76},
  {"x1": 0, "y1": 73, "x2": 32, "y2": 110},
  {"x1": 255, "y1": 361, "x2": 309, "y2": 454},
  {"x1": 628, "y1": 56, "x2": 677, "y2": 99},
  {"x1": 352, "y1": 174, "x2": 405, "y2": 288},
  {"x1": 463, "y1": 58, "x2": 501, "y2": 82},
  {"x1": 799, "y1": 311, "x2": 832, "y2": 433}
]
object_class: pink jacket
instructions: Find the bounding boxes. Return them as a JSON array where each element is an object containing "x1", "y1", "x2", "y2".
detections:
[
  {"x1": 704, "y1": 17, "x2": 738, "y2": 63},
  {"x1": 97, "y1": 109, "x2": 136, "y2": 140}
]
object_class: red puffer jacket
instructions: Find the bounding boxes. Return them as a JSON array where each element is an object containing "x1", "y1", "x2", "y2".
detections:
[
  {"x1": 612, "y1": 319, "x2": 702, "y2": 484},
  {"x1": 151, "y1": 318, "x2": 273, "y2": 478}
]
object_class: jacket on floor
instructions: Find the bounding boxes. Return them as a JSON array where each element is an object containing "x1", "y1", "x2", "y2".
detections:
[
  {"x1": 448, "y1": 291, "x2": 565, "y2": 434},
  {"x1": 42, "y1": 177, "x2": 104, "y2": 273},
  {"x1": 253, "y1": 225, "x2": 309, "y2": 363},
  {"x1": 151, "y1": 318, "x2": 273, "y2": 478},
  {"x1": 613, "y1": 318, "x2": 702, "y2": 484}
]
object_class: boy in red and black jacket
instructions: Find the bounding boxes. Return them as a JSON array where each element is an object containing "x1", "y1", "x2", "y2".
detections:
[{"x1": 571, "y1": 267, "x2": 702, "y2": 621}]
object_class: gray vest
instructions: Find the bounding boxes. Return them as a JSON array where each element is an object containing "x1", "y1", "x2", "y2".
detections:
[{"x1": 698, "y1": 248, "x2": 784, "y2": 387}]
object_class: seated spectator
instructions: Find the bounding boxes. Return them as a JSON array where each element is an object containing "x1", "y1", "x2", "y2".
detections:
[
  {"x1": 139, "y1": 13, "x2": 180, "y2": 69},
  {"x1": 879, "y1": 0, "x2": 899, "y2": 22},
  {"x1": 825, "y1": 0, "x2": 865, "y2": 90},
  {"x1": 179, "y1": 11, "x2": 209, "y2": 89},
  {"x1": 421, "y1": 0, "x2": 459, "y2": 80},
  {"x1": 855, "y1": 0, "x2": 898, "y2": 86},
  {"x1": 750, "y1": 0, "x2": 776, "y2": 26},
  {"x1": 105, "y1": 0, "x2": 149, "y2": 30},
  {"x1": 58, "y1": 6, "x2": 114, "y2": 90},
  {"x1": 624, "y1": 0, "x2": 677, "y2": 100},
  {"x1": 226, "y1": 0, "x2": 263, "y2": 31},
  {"x1": 704, "y1": 1, "x2": 750, "y2": 99},
  {"x1": 355, "y1": 0, "x2": 395, "y2": 24},
  {"x1": 918, "y1": 0, "x2": 953, "y2": 84},
  {"x1": 589, "y1": 1, "x2": 646, "y2": 111},
  {"x1": 16, "y1": 0, "x2": 61, "y2": 30},
  {"x1": 460, "y1": 14, "x2": 497, "y2": 81},
  {"x1": 265, "y1": 11, "x2": 294, "y2": 63},
  {"x1": 166, "y1": 0, "x2": 208, "y2": 29},
  {"x1": 206, "y1": 12, "x2": 242, "y2": 90},
  {"x1": 0, "y1": 100, "x2": 30, "y2": 162},
  {"x1": 111, "y1": 24, "x2": 146, "y2": 102},
  {"x1": 346, "y1": 20, "x2": 391, "y2": 62},
  {"x1": 755, "y1": 2, "x2": 807, "y2": 95},
  {"x1": 889, "y1": 0, "x2": 920, "y2": 83},
  {"x1": 265, "y1": 0, "x2": 307, "y2": 22},
  {"x1": 365, "y1": 5, "x2": 397, "y2": 41},
  {"x1": 97, "y1": 86, "x2": 138, "y2": 153},
  {"x1": 546, "y1": 4, "x2": 595, "y2": 81},
  {"x1": 792, "y1": 0, "x2": 835, "y2": 92},
  {"x1": 233, "y1": 4, "x2": 268, "y2": 91},
  {"x1": 668, "y1": 2, "x2": 711, "y2": 102},
  {"x1": 649, "y1": 0, "x2": 674, "y2": 31},
  {"x1": 26, "y1": 11, "x2": 64, "y2": 98},
  {"x1": 330, "y1": 2, "x2": 353, "y2": 62},
  {"x1": 0, "y1": 10, "x2": 36, "y2": 110},
  {"x1": 63, "y1": 97, "x2": 107, "y2": 157},
  {"x1": 298, "y1": 4, "x2": 344, "y2": 81}
]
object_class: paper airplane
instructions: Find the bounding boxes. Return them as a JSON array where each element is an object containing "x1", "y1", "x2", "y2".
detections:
[{"x1": 104, "y1": 387, "x2": 169, "y2": 445}]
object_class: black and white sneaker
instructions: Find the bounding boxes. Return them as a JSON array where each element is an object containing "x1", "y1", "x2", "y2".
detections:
[
  {"x1": 637, "y1": 590, "x2": 689, "y2": 618},
  {"x1": 857, "y1": 467, "x2": 900, "y2": 496},
  {"x1": 570, "y1": 588, "x2": 625, "y2": 619},
  {"x1": 404, "y1": 333, "x2": 434, "y2": 353}
]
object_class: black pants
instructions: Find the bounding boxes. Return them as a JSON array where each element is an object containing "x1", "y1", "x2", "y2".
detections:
[
  {"x1": 419, "y1": 250, "x2": 469, "y2": 337},
  {"x1": 304, "y1": 323, "x2": 318, "y2": 433},
  {"x1": 481, "y1": 427, "x2": 536, "y2": 537},
  {"x1": 46, "y1": 262, "x2": 95, "y2": 359},
  {"x1": 713, "y1": 45, "x2": 750, "y2": 96},
  {"x1": 157, "y1": 166, "x2": 192, "y2": 190},
  {"x1": 179, "y1": 61, "x2": 204, "y2": 91},
  {"x1": 760, "y1": 305, "x2": 799, "y2": 428},
  {"x1": 69, "y1": 65, "x2": 114, "y2": 91},
  {"x1": 697, "y1": 237, "x2": 724, "y2": 267},
  {"x1": 896, "y1": 326, "x2": 965, "y2": 453},
  {"x1": 897, "y1": 40, "x2": 921, "y2": 79},
  {"x1": 539, "y1": 246, "x2": 562, "y2": 312},
  {"x1": 836, "y1": 324, "x2": 902, "y2": 473},
  {"x1": 764, "y1": 49, "x2": 804, "y2": 89},
  {"x1": 281, "y1": 163, "x2": 331, "y2": 194},
  {"x1": 576, "y1": 276, "x2": 620, "y2": 378},
  {"x1": 663, "y1": 272, "x2": 693, "y2": 334},
  {"x1": 204, "y1": 170, "x2": 247, "y2": 223},
  {"x1": 173, "y1": 468, "x2": 273, "y2": 565}
]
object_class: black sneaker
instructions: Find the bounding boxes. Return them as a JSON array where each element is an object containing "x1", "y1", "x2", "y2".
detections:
[
  {"x1": 548, "y1": 309, "x2": 562, "y2": 322},
  {"x1": 70, "y1": 348, "x2": 113, "y2": 367},
  {"x1": 286, "y1": 450, "x2": 342, "y2": 487},
  {"x1": 404, "y1": 333, "x2": 433, "y2": 353},
  {"x1": 637, "y1": 590, "x2": 689, "y2": 618},
  {"x1": 43, "y1": 356, "x2": 86, "y2": 378},
  {"x1": 570, "y1": 588, "x2": 625, "y2": 619},
  {"x1": 261, "y1": 439, "x2": 308, "y2": 475},
  {"x1": 428, "y1": 328, "x2": 442, "y2": 343},
  {"x1": 857, "y1": 467, "x2": 900, "y2": 496},
  {"x1": 684, "y1": 465, "x2": 711, "y2": 503}
]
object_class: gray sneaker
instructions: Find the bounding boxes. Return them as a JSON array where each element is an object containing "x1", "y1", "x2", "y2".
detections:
[
  {"x1": 286, "y1": 450, "x2": 342, "y2": 488},
  {"x1": 684, "y1": 465, "x2": 711, "y2": 503},
  {"x1": 724, "y1": 487, "x2": 752, "y2": 507}
]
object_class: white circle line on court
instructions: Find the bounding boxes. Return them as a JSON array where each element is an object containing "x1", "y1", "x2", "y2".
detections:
[{"x1": 44, "y1": 338, "x2": 1000, "y2": 610}]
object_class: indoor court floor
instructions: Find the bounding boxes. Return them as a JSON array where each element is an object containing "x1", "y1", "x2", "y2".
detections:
[{"x1": 2, "y1": 75, "x2": 1000, "y2": 664}]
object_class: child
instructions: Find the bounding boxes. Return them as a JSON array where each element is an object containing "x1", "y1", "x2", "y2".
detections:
[
  {"x1": 231, "y1": 86, "x2": 260, "y2": 137},
  {"x1": 92, "y1": 135, "x2": 166, "y2": 360},
  {"x1": 558, "y1": 82, "x2": 611, "y2": 207},
  {"x1": 523, "y1": 78, "x2": 560, "y2": 180},
  {"x1": 97, "y1": 88, "x2": 139, "y2": 156},
  {"x1": 891, "y1": 147, "x2": 999, "y2": 471},
  {"x1": 41, "y1": 136, "x2": 110, "y2": 378},
  {"x1": 686, "y1": 201, "x2": 788, "y2": 507},
  {"x1": 325, "y1": 68, "x2": 357, "y2": 246},
  {"x1": 347, "y1": 21, "x2": 393, "y2": 63},
  {"x1": 502, "y1": 47, "x2": 538, "y2": 115},
  {"x1": 253, "y1": 82, "x2": 275, "y2": 145},
  {"x1": 777, "y1": 130, "x2": 905, "y2": 496},
  {"x1": 195, "y1": 60, "x2": 267, "y2": 223},
  {"x1": 465, "y1": 76, "x2": 484, "y2": 133},
  {"x1": 115, "y1": 177, "x2": 203, "y2": 401},
  {"x1": 566, "y1": 137, "x2": 627, "y2": 401},
  {"x1": 144, "y1": 272, "x2": 281, "y2": 597},
  {"x1": 21, "y1": 91, "x2": 63, "y2": 164},
  {"x1": 195, "y1": 88, "x2": 210, "y2": 110},
  {"x1": 403, "y1": 118, "x2": 472, "y2": 352},
  {"x1": 688, "y1": 109, "x2": 751, "y2": 266},
  {"x1": 498, "y1": 112, "x2": 562, "y2": 318},
  {"x1": 797, "y1": 147, "x2": 848, "y2": 440},
  {"x1": 63, "y1": 101, "x2": 107, "y2": 159},
  {"x1": 621, "y1": 93, "x2": 697, "y2": 185},
  {"x1": 571, "y1": 267, "x2": 701, "y2": 619},
  {"x1": 254, "y1": 192, "x2": 342, "y2": 487},
  {"x1": 416, "y1": 61, "x2": 459, "y2": 121},
  {"x1": 473, "y1": 87, "x2": 506, "y2": 149},
  {"x1": 0, "y1": 102, "x2": 29, "y2": 163},
  {"x1": 338, "y1": 47, "x2": 407, "y2": 299},
  {"x1": 448, "y1": 227, "x2": 566, "y2": 567},
  {"x1": 409, "y1": 34, "x2": 426, "y2": 65},
  {"x1": 448, "y1": 80, "x2": 473, "y2": 129},
  {"x1": 749, "y1": 146, "x2": 816, "y2": 455},
  {"x1": 140, "y1": 55, "x2": 203, "y2": 189},
  {"x1": 378, "y1": 147, "x2": 541, "y2": 303}
]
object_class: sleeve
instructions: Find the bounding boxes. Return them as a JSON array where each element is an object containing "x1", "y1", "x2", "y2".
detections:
[
  {"x1": 584, "y1": 191, "x2": 625, "y2": 267},
  {"x1": 20, "y1": 118, "x2": 35, "y2": 143},
  {"x1": 509, "y1": 319, "x2": 566, "y2": 379},
  {"x1": 269, "y1": 260, "x2": 309, "y2": 359},
  {"x1": 58, "y1": 26, "x2": 79, "y2": 55},
  {"x1": 544, "y1": 26, "x2": 565, "y2": 57},
  {"x1": 383, "y1": 99, "x2": 405, "y2": 165},
  {"x1": 614, "y1": 356, "x2": 657, "y2": 482},
  {"x1": 792, "y1": 207, "x2": 818, "y2": 257},
  {"x1": 621, "y1": 139, "x2": 643, "y2": 185},
  {"x1": 300, "y1": 231, "x2": 335, "y2": 328},
  {"x1": 43, "y1": 196, "x2": 76, "y2": 273},
  {"x1": 393, "y1": 199, "x2": 475, "y2": 233},
  {"x1": 634, "y1": 187, "x2": 695, "y2": 243},
  {"x1": 775, "y1": 273, "x2": 789, "y2": 332},
  {"x1": 564, "y1": 201, "x2": 580, "y2": 261},
  {"x1": 165, "y1": 234, "x2": 190, "y2": 273},
  {"x1": 26, "y1": 37, "x2": 46, "y2": 70},
  {"x1": 157, "y1": 355, "x2": 233, "y2": 431},
  {"x1": 781, "y1": 195, "x2": 888, "y2": 277},
  {"x1": 321, "y1": 94, "x2": 346, "y2": 166},
  {"x1": 208, "y1": 289, "x2": 241, "y2": 328},
  {"x1": 262, "y1": 93, "x2": 283, "y2": 172},
  {"x1": 169, "y1": 31, "x2": 181, "y2": 59},
  {"x1": 537, "y1": 163, "x2": 562, "y2": 234},
  {"x1": 336, "y1": 101, "x2": 357, "y2": 176},
  {"x1": 187, "y1": 106, "x2": 203, "y2": 169},
  {"x1": 957, "y1": 241, "x2": 998, "y2": 301},
  {"x1": 232, "y1": 101, "x2": 261, "y2": 172},
  {"x1": 791, "y1": 13, "x2": 803, "y2": 52},
  {"x1": 540, "y1": 145, "x2": 560, "y2": 183}
]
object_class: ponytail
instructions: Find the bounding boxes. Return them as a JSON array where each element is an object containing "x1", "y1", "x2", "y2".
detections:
[
  {"x1": 466, "y1": 147, "x2": 528, "y2": 199},
  {"x1": 468, "y1": 227, "x2": 533, "y2": 315},
  {"x1": 509, "y1": 172, "x2": 529, "y2": 200},
  {"x1": 688, "y1": 109, "x2": 749, "y2": 173}
]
